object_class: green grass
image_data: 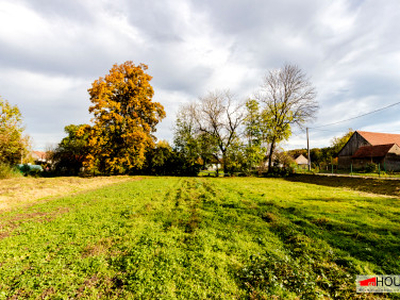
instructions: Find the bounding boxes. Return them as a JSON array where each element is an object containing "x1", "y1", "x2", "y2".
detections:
[{"x1": 0, "y1": 177, "x2": 399, "y2": 298}]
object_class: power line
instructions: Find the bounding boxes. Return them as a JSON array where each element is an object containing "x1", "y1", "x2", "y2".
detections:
[
  {"x1": 311, "y1": 100, "x2": 400, "y2": 129},
  {"x1": 309, "y1": 128, "x2": 345, "y2": 133}
]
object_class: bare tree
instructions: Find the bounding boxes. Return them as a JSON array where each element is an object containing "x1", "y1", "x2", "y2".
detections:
[
  {"x1": 190, "y1": 90, "x2": 245, "y2": 176},
  {"x1": 256, "y1": 64, "x2": 318, "y2": 172}
]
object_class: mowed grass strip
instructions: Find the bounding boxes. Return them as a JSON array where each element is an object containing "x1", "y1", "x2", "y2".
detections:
[
  {"x1": 0, "y1": 177, "x2": 399, "y2": 299},
  {"x1": 0, "y1": 176, "x2": 134, "y2": 211}
]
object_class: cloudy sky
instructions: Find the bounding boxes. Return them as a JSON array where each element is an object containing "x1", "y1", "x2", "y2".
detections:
[{"x1": 1, "y1": 0, "x2": 400, "y2": 151}]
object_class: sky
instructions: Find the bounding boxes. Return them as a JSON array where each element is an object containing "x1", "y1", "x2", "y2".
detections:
[{"x1": 1, "y1": 0, "x2": 400, "y2": 151}]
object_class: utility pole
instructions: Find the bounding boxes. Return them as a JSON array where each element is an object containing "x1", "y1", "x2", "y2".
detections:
[{"x1": 306, "y1": 127, "x2": 311, "y2": 171}]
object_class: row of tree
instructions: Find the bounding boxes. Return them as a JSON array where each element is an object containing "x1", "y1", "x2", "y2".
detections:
[
  {"x1": 53, "y1": 125, "x2": 202, "y2": 176},
  {"x1": 50, "y1": 61, "x2": 202, "y2": 176},
  {"x1": 1, "y1": 61, "x2": 320, "y2": 177},
  {"x1": 173, "y1": 64, "x2": 319, "y2": 176}
]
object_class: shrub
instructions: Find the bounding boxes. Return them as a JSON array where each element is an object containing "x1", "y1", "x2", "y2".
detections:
[
  {"x1": 365, "y1": 163, "x2": 378, "y2": 173},
  {"x1": 263, "y1": 165, "x2": 295, "y2": 177},
  {"x1": 0, "y1": 163, "x2": 21, "y2": 179}
]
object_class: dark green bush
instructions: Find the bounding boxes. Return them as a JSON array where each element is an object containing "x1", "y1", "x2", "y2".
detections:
[
  {"x1": 263, "y1": 165, "x2": 295, "y2": 177},
  {"x1": 365, "y1": 163, "x2": 378, "y2": 173}
]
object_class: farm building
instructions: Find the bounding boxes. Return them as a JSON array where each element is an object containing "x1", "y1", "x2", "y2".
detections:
[
  {"x1": 31, "y1": 151, "x2": 53, "y2": 166},
  {"x1": 338, "y1": 131, "x2": 400, "y2": 171},
  {"x1": 294, "y1": 154, "x2": 308, "y2": 169}
]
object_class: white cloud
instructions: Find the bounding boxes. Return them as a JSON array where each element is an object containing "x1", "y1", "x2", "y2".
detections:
[
  {"x1": 0, "y1": 1, "x2": 50, "y2": 44},
  {"x1": 1, "y1": 0, "x2": 400, "y2": 150},
  {"x1": 0, "y1": 68, "x2": 91, "y2": 149}
]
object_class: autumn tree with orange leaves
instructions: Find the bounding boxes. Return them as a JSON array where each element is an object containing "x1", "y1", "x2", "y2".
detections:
[{"x1": 85, "y1": 61, "x2": 165, "y2": 174}]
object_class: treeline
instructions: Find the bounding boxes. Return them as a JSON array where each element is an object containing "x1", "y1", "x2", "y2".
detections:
[
  {"x1": 2, "y1": 61, "x2": 322, "y2": 177},
  {"x1": 287, "y1": 129, "x2": 354, "y2": 170},
  {"x1": 51, "y1": 129, "x2": 201, "y2": 176},
  {"x1": 170, "y1": 64, "x2": 318, "y2": 177},
  {"x1": 49, "y1": 62, "x2": 318, "y2": 177}
]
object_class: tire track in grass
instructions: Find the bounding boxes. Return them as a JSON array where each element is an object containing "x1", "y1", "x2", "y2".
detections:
[
  {"x1": 105, "y1": 178, "x2": 220, "y2": 298},
  {"x1": 110, "y1": 178, "x2": 249, "y2": 299},
  {"x1": 72, "y1": 177, "x2": 184, "y2": 299},
  {"x1": 159, "y1": 178, "x2": 203, "y2": 235}
]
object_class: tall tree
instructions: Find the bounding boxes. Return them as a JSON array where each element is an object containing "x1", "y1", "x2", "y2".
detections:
[
  {"x1": 174, "y1": 105, "x2": 202, "y2": 166},
  {"x1": 243, "y1": 99, "x2": 266, "y2": 173},
  {"x1": 0, "y1": 96, "x2": 29, "y2": 165},
  {"x1": 191, "y1": 90, "x2": 244, "y2": 176},
  {"x1": 86, "y1": 61, "x2": 166, "y2": 174},
  {"x1": 174, "y1": 104, "x2": 217, "y2": 171},
  {"x1": 256, "y1": 64, "x2": 318, "y2": 172}
]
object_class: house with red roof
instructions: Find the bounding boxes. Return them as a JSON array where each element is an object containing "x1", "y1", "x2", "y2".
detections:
[
  {"x1": 31, "y1": 151, "x2": 51, "y2": 165},
  {"x1": 338, "y1": 131, "x2": 400, "y2": 171}
]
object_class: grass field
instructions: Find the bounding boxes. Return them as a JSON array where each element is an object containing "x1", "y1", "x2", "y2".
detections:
[
  {"x1": 0, "y1": 176, "x2": 399, "y2": 299},
  {"x1": 0, "y1": 176, "x2": 132, "y2": 211}
]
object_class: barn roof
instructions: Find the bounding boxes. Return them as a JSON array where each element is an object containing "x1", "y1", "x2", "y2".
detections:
[
  {"x1": 357, "y1": 131, "x2": 400, "y2": 146},
  {"x1": 352, "y1": 143, "x2": 395, "y2": 158}
]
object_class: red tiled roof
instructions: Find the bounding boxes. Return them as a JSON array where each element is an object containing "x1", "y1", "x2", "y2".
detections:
[
  {"x1": 32, "y1": 151, "x2": 47, "y2": 160},
  {"x1": 352, "y1": 143, "x2": 395, "y2": 158},
  {"x1": 357, "y1": 131, "x2": 400, "y2": 146}
]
